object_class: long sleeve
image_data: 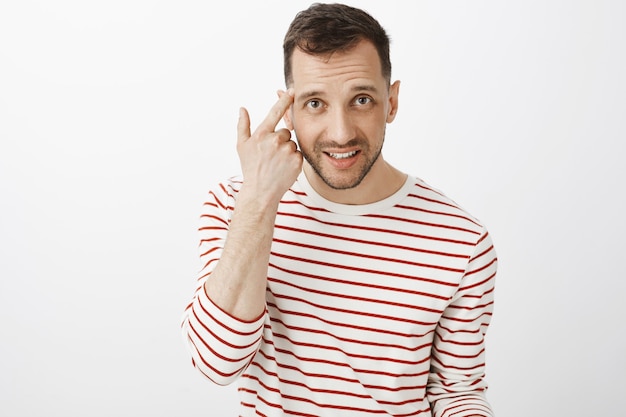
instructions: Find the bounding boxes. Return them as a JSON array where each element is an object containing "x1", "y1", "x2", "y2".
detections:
[
  {"x1": 180, "y1": 180, "x2": 266, "y2": 385},
  {"x1": 427, "y1": 228, "x2": 497, "y2": 417}
]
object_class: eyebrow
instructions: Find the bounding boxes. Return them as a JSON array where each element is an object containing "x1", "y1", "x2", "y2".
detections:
[{"x1": 296, "y1": 85, "x2": 379, "y2": 102}]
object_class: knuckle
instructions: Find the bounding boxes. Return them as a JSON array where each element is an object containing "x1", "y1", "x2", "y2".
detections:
[{"x1": 277, "y1": 128, "x2": 291, "y2": 139}]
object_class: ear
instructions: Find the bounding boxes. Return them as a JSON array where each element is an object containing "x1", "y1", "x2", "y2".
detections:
[
  {"x1": 278, "y1": 89, "x2": 295, "y2": 130},
  {"x1": 283, "y1": 106, "x2": 294, "y2": 130},
  {"x1": 386, "y1": 80, "x2": 400, "y2": 123}
]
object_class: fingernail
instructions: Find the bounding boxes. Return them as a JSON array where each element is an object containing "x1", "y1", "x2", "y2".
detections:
[{"x1": 287, "y1": 88, "x2": 294, "y2": 96}]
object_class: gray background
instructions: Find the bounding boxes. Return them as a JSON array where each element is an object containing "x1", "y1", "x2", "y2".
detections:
[{"x1": 1, "y1": 0, "x2": 624, "y2": 415}]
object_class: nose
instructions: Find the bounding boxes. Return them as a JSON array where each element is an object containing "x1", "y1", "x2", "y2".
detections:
[{"x1": 326, "y1": 108, "x2": 355, "y2": 145}]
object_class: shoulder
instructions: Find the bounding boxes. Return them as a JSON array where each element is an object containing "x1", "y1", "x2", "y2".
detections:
[
  {"x1": 200, "y1": 175, "x2": 244, "y2": 214},
  {"x1": 206, "y1": 175, "x2": 243, "y2": 199},
  {"x1": 402, "y1": 176, "x2": 487, "y2": 236}
]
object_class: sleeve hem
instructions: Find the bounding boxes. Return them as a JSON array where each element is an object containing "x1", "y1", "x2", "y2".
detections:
[{"x1": 199, "y1": 284, "x2": 266, "y2": 332}]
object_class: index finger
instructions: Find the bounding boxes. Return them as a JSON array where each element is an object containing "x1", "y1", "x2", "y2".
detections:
[{"x1": 256, "y1": 88, "x2": 294, "y2": 135}]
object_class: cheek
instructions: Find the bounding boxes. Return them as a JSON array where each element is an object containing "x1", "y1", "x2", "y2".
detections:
[
  {"x1": 294, "y1": 126, "x2": 313, "y2": 148},
  {"x1": 360, "y1": 114, "x2": 387, "y2": 137},
  {"x1": 292, "y1": 115, "x2": 319, "y2": 144}
]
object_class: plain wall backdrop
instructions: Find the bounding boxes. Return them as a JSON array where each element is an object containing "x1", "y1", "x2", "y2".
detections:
[{"x1": 1, "y1": 0, "x2": 624, "y2": 416}]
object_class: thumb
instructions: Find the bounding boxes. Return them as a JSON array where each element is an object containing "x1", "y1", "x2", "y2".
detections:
[{"x1": 237, "y1": 107, "x2": 251, "y2": 142}]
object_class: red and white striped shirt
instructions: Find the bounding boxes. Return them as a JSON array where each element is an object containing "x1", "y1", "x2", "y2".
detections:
[{"x1": 182, "y1": 172, "x2": 497, "y2": 417}]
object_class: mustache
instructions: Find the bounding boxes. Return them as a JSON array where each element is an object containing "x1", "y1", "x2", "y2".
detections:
[{"x1": 313, "y1": 138, "x2": 366, "y2": 149}]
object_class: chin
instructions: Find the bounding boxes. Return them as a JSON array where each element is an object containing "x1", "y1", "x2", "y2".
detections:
[{"x1": 320, "y1": 173, "x2": 367, "y2": 190}]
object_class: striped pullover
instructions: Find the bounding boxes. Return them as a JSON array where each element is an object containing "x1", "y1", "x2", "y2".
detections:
[{"x1": 182, "y1": 172, "x2": 497, "y2": 417}]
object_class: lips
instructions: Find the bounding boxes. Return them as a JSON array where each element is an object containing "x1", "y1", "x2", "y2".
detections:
[{"x1": 323, "y1": 149, "x2": 360, "y2": 169}]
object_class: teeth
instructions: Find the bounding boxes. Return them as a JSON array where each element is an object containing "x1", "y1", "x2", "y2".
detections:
[{"x1": 328, "y1": 151, "x2": 357, "y2": 159}]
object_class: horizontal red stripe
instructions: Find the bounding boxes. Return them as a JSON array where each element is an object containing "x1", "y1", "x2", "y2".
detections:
[
  {"x1": 272, "y1": 238, "x2": 466, "y2": 274},
  {"x1": 268, "y1": 314, "x2": 432, "y2": 352},
  {"x1": 267, "y1": 290, "x2": 439, "y2": 327},
  {"x1": 269, "y1": 276, "x2": 445, "y2": 315},
  {"x1": 275, "y1": 223, "x2": 469, "y2": 259},
  {"x1": 270, "y1": 261, "x2": 453, "y2": 301},
  {"x1": 253, "y1": 349, "x2": 429, "y2": 392},
  {"x1": 270, "y1": 252, "x2": 460, "y2": 287},
  {"x1": 364, "y1": 213, "x2": 480, "y2": 235},
  {"x1": 277, "y1": 211, "x2": 476, "y2": 246},
  {"x1": 266, "y1": 301, "x2": 436, "y2": 339}
]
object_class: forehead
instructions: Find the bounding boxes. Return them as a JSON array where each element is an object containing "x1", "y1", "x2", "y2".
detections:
[{"x1": 290, "y1": 40, "x2": 386, "y2": 90}]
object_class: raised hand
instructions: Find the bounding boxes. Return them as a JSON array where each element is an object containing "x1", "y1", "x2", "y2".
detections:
[{"x1": 236, "y1": 89, "x2": 303, "y2": 202}]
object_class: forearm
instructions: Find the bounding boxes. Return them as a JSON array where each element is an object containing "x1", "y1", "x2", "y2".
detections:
[
  {"x1": 205, "y1": 90, "x2": 299, "y2": 321},
  {"x1": 181, "y1": 181, "x2": 274, "y2": 385},
  {"x1": 204, "y1": 187, "x2": 279, "y2": 321}
]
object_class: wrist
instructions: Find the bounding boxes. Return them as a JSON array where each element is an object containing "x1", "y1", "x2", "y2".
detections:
[{"x1": 237, "y1": 182, "x2": 283, "y2": 212}]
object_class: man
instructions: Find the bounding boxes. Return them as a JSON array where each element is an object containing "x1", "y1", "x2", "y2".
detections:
[{"x1": 182, "y1": 3, "x2": 497, "y2": 416}]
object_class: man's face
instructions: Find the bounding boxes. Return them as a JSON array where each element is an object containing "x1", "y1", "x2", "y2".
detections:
[{"x1": 284, "y1": 40, "x2": 400, "y2": 195}]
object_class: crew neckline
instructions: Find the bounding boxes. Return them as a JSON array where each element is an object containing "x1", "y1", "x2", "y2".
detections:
[{"x1": 295, "y1": 171, "x2": 413, "y2": 215}]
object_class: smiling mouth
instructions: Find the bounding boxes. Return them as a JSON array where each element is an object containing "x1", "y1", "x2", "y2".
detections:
[{"x1": 327, "y1": 151, "x2": 358, "y2": 159}]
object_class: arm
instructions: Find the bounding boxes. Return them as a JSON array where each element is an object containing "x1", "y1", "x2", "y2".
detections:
[
  {"x1": 208, "y1": 89, "x2": 300, "y2": 320},
  {"x1": 181, "y1": 90, "x2": 302, "y2": 385},
  {"x1": 427, "y1": 228, "x2": 498, "y2": 417}
]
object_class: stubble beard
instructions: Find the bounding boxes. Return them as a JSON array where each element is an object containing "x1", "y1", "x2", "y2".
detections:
[{"x1": 301, "y1": 136, "x2": 385, "y2": 190}]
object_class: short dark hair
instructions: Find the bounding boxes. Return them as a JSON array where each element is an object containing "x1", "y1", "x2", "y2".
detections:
[{"x1": 283, "y1": 3, "x2": 391, "y2": 86}]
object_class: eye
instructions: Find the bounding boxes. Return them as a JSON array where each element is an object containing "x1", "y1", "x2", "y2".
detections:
[
  {"x1": 306, "y1": 99, "x2": 322, "y2": 109},
  {"x1": 354, "y1": 96, "x2": 372, "y2": 106}
]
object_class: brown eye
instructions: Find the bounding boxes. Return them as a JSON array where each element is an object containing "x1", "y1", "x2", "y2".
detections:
[
  {"x1": 355, "y1": 96, "x2": 372, "y2": 106},
  {"x1": 306, "y1": 99, "x2": 321, "y2": 109}
]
